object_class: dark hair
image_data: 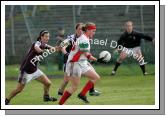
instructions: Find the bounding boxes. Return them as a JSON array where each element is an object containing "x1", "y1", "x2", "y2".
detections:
[
  {"x1": 75, "y1": 23, "x2": 84, "y2": 30},
  {"x1": 37, "y1": 30, "x2": 49, "y2": 41}
]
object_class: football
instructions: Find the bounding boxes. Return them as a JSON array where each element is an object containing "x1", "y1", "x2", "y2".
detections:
[{"x1": 99, "y1": 51, "x2": 111, "y2": 62}]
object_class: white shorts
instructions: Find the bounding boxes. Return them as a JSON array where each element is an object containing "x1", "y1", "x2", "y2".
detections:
[
  {"x1": 18, "y1": 69, "x2": 45, "y2": 84},
  {"x1": 65, "y1": 60, "x2": 93, "y2": 77},
  {"x1": 121, "y1": 46, "x2": 141, "y2": 57}
]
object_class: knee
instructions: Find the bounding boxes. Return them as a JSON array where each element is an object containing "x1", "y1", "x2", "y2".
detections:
[
  {"x1": 45, "y1": 81, "x2": 51, "y2": 87},
  {"x1": 64, "y1": 77, "x2": 70, "y2": 82},
  {"x1": 117, "y1": 58, "x2": 123, "y2": 63},
  {"x1": 92, "y1": 75, "x2": 100, "y2": 84},
  {"x1": 96, "y1": 75, "x2": 101, "y2": 81}
]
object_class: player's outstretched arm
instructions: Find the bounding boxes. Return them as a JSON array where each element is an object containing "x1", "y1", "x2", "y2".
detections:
[
  {"x1": 85, "y1": 52, "x2": 108, "y2": 64},
  {"x1": 138, "y1": 32, "x2": 154, "y2": 42},
  {"x1": 84, "y1": 52, "x2": 97, "y2": 61},
  {"x1": 34, "y1": 43, "x2": 44, "y2": 54},
  {"x1": 45, "y1": 44, "x2": 60, "y2": 52},
  {"x1": 59, "y1": 39, "x2": 70, "y2": 48}
]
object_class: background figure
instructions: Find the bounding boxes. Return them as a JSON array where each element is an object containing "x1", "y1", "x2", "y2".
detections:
[
  {"x1": 111, "y1": 21, "x2": 154, "y2": 76},
  {"x1": 55, "y1": 27, "x2": 66, "y2": 71}
]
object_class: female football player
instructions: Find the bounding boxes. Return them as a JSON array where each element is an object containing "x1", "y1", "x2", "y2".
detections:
[
  {"x1": 5, "y1": 30, "x2": 58, "y2": 105},
  {"x1": 59, "y1": 22, "x2": 101, "y2": 105},
  {"x1": 57, "y1": 23, "x2": 101, "y2": 97}
]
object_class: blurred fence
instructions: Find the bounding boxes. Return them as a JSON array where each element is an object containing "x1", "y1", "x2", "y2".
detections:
[{"x1": 5, "y1": 5, "x2": 155, "y2": 65}]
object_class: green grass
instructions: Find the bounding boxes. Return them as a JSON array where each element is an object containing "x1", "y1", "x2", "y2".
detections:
[
  {"x1": 5, "y1": 64, "x2": 155, "y2": 105},
  {"x1": 5, "y1": 64, "x2": 63, "y2": 78}
]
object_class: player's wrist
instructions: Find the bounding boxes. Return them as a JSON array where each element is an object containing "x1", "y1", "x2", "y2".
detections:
[
  {"x1": 90, "y1": 56, "x2": 97, "y2": 61},
  {"x1": 86, "y1": 54, "x2": 97, "y2": 61},
  {"x1": 86, "y1": 54, "x2": 92, "y2": 59}
]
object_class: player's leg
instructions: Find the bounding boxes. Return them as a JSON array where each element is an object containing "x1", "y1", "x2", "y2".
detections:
[
  {"x1": 87, "y1": 62, "x2": 101, "y2": 96},
  {"x1": 58, "y1": 63, "x2": 69, "y2": 95},
  {"x1": 36, "y1": 75, "x2": 57, "y2": 101},
  {"x1": 134, "y1": 47, "x2": 148, "y2": 75},
  {"x1": 140, "y1": 64, "x2": 148, "y2": 75},
  {"x1": 58, "y1": 73, "x2": 70, "y2": 95},
  {"x1": 59, "y1": 62, "x2": 81, "y2": 105},
  {"x1": 59, "y1": 76, "x2": 80, "y2": 105},
  {"x1": 5, "y1": 71, "x2": 27, "y2": 105},
  {"x1": 111, "y1": 51, "x2": 128, "y2": 75},
  {"x1": 36, "y1": 75, "x2": 51, "y2": 95},
  {"x1": 5, "y1": 83, "x2": 25, "y2": 105},
  {"x1": 78, "y1": 69, "x2": 100, "y2": 103}
]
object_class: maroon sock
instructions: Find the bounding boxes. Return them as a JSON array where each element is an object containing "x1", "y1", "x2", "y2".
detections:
[
  {"x1": 80, "y1": 81, "x2": 94, "y2": 96},
  {"x1": 59, "y1": 91, "x2": 71, "y2": 105}
]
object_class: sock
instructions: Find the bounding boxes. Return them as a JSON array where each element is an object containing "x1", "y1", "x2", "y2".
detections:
[
  {"x1": 5, "y1": 98, "x2": 10, "y2": 104},
  {"x1": 113, "y1": 62, "x2": 121, "y2": 71},
  {"x1": 5, "y1": 98, "x2": 10, "y2": 102},
  {"x1": 80, "y1": 81, "x2": 94, "y2": 96},
  {"x1": 89, "y1": 85, "x2": 95, "y2": 92},
  {"x1": 140, "y1": 65, "x2": 146, "y2": 74},
  {"x1": 59, "y1": 91, "x2": 71, "y2": 105},
  {"x1": 44, "y1": 94, "x2": 49, "y2": 98}
]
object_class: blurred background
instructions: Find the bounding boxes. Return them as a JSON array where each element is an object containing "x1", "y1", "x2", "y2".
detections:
[{"x1": 5, "y1": 5, "x2": 155, "y2": 70}]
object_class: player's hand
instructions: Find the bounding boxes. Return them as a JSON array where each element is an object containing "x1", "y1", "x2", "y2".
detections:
[
  {"x1": 90, "y1": 56, "x2": 107, "y2": 64},
  {"x1": 55, "y1": 46, "x2": 61, "y2": 51},
  {"x1": 60, "y1": 39, "x2": 70, "y2": 48},
  {"x1": 90, "y1": 56, "x2": 97, "y2": 61}
]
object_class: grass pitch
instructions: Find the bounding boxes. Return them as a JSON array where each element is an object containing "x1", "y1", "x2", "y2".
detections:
[{"x1": 5, "y1": 64, "x2": 155, "y2": 105}]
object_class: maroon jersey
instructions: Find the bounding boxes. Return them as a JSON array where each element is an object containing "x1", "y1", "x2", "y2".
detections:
[{"x1": 20, "y1": 41, "x2": 50, "y2": 74}]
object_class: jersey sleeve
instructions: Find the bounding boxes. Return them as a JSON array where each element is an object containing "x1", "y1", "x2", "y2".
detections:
[
  {"x1": 66, "y1": 34, "x2": 75, "y2": 44},
  {"x1": 44, "y1": 44, "x2": 51, "y2": 49},
  {"x1": 137, "y1": 32, "x2": 153, "y2": 41},
  {"x1": 34, "y1": 41, "x2": 50, "y2": 49},
  {"x1": 34, "y1": 41, "x2": 41, "y2": 48},
  {"x1": 58, "y1": 35, "x2": 74, "y2": 48},
  {"x1": 34, "y1": 41, "x2": 43, "y2": 53},
  {"x1": 78, "y1": 39, "x2": 90, "y2": 52},
  {"x1": 66, "y1": 35, "x2": 74, "y2": 40}
]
